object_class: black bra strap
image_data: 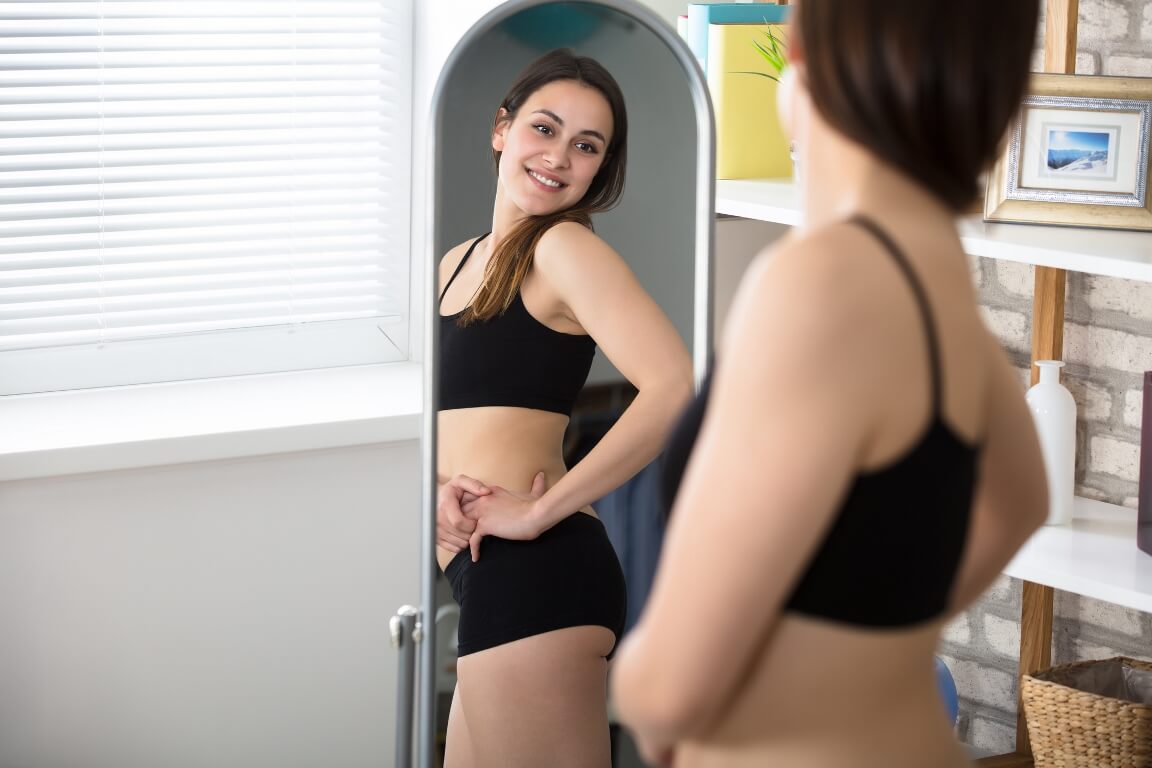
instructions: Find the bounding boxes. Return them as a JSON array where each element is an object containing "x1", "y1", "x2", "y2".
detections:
[
  {"x1": 438, "y1": 233, "x2": 490, "y2": 306},
  {"x1": 848, "y1": 215, "x2": 943, "y2": 413}
]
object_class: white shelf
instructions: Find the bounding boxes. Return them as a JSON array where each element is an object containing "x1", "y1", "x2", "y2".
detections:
[
  {"x1": 1004, "y1": 497, "x2": 1152, "y2": 614},
  {"x1": 716, "y1": 179, "x2": 1152, "y2": 283},
  {"x1": 715, "y1": 179, "x2": 802, "y2": 226}
]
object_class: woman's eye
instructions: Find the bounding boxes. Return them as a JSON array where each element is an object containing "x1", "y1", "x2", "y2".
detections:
[
  {"x1": 533, "y1": 124, "x2": 553, "y2": 136},
  {"x1": 576, "y1": 142, "x2": 598, "y2": 155}
]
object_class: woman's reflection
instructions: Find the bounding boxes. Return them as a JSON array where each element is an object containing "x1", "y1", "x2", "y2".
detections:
[{"x1": 434, "y1": 49, "x2": 692, "y2": 766}]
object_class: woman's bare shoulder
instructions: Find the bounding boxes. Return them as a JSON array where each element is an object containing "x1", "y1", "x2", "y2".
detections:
[
  {"x1": 741, "y1": 223, "x2": 881, "y2": 316},
  {"x1": 437, "y1": 236, "x2": 489, "y2": 289},
  {"x1": 533, "y1": 220, "x2": 622, "y2": 278},
  {"x1": 536, "y1": 219, "x2": 611, "y2": 253},
  {"x1": 440, "y1": 235, "x2": 483, "y2": 267}
]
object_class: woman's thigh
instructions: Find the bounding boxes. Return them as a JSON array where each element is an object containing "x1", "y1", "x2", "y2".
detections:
[
  {"x1": 455, "y1": 625, "x2": 615, "y2": 768},
  {"x1": 443, "y1": 684, "x2": 474, "y2": 768}
]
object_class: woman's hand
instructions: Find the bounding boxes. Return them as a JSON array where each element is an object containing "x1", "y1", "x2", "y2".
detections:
[
  {"x1": 437, "y1": 475, "x2": 490, "y2": 553},
  {"x1": 462, "y1": 471, "x2": 548, "y2": 562}
]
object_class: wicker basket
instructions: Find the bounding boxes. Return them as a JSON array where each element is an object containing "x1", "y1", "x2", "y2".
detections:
[{"x1": 1022, "y1": 657, "x2": 1152, "y2": 768}]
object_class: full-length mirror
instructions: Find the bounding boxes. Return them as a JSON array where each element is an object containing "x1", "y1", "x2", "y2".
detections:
[{"x1": 421, "y1": 2, "x2": 712, "y2": 765}]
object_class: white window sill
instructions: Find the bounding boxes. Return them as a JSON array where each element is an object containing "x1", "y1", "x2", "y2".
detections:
[{"x1": 0, "y1": 362, "x2": 423, "y2": 482}]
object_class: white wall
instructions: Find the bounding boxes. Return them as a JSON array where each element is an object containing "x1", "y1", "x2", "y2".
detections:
[{"x1": 0, "y1": 442, "x2": 421, "y2": 768}]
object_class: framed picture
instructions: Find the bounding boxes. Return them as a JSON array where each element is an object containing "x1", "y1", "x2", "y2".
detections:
[{"x1": 985, "y1": 73, "x2": 1152, "y2": 231}]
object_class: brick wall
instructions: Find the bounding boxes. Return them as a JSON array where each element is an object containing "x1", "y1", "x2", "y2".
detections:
[{"x1": 944, "y1": 0, "x2": 1152, "y2": 754}]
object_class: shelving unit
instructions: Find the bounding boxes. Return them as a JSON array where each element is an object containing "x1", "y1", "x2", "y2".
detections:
[
  {"x1": 717, "y1": 179, "x2": 1152, "y2": 282},
  {"x1": 1005, "y1": 498, "x2": 1152, "y2": 615}
]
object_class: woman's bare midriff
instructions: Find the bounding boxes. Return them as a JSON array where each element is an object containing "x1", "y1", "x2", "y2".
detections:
[
  {"x1": 674, "y1": 614, "x2": 972, "y2": 768},
  {"x1": 437, "y1": 406, "x2": 596, "y2": 571}
]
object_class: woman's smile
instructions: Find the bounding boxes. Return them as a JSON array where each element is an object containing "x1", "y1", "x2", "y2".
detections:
[{"x1": 526, "y1": 167, "x2": 566, "y2": 190}]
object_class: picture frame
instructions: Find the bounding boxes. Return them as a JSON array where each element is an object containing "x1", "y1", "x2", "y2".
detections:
[{"x1": 984, "y1": 73, "x2": 1152, "y2": 231}]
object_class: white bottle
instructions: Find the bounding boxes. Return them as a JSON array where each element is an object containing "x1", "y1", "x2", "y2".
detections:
[{"x1": 1026, "y1": 360, "x2": 1077, "y2": 525}]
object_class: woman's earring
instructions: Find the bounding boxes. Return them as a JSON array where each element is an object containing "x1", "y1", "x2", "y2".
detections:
[
  {"x1": 776, "y1": 67, "x2": 799, "y2": 178},
  {"x1": 775, "y1": 67, "x2": 796, "y2": 138}
]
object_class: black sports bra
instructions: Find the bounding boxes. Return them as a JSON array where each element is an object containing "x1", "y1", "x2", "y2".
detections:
[
  {"x1": 438, "y1": 233, "x2": 596, "y2": 415},
  {"x1": 660, "y1": 216, "x2": 980, "y2": 627}
]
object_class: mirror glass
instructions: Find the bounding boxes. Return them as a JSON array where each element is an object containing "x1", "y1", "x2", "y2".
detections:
[{"x1": 424, "y1": 2, "x2": 710, "y2": 765}]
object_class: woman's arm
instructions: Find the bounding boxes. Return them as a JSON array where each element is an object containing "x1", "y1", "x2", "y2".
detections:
[
  {"x1": 463, "y1": 222, "x2": 693, "y2": 549},
  {"x1": 947, "y1": 338, "x2": 1047, "y2": 610},
  {"x1": 611, "y1": 231, "x2": 881, "y2": 750}
]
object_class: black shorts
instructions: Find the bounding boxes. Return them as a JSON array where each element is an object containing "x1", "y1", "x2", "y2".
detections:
[{"x1": 445, "y1": 512, "x2": 627, "y2": 658}]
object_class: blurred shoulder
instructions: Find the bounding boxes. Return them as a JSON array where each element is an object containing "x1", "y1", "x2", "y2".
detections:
[{"x1": 742, "y1": 221, "x2": 878, "y2": 311}]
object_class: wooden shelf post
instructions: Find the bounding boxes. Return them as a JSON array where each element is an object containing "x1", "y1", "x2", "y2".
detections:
[{"x1": 978, "y1": 2, "x2": 1077, "y2": 765}]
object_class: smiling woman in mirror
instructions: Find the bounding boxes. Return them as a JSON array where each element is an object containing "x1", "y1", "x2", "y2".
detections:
[{"x1": 434, "y1": 49, "x2": 692, "y2": 767}]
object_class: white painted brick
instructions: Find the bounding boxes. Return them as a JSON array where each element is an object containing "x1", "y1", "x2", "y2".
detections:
[
  {"x1": 967, "y1": 253, "x2": 983, "y2": 288},
  {"x1": 996, "y1": 260, "x2": 1034, "y2": 298},
  {"x1": 1077, "y1": 51, "x2": 1102, "y2": 74},
  {"x1": 1056, "y1": 593, "x2": 1147, "y2": 637},
  {"x1": 1089, "y1": 435, "x2": 1141, "y2": 482},
  {"x1": 1062, "y1": 376, "x2": 1112, "y2": 422},
  {"x1": 1030, "y1": 50, "x2": 1101, "y2": 75},
  {"x1": 1014, "y1": 365, "x2": 1031, "y2": 392},
  {"x1": 969, "y1": 715, "x2": 1017, "y2": 756},
  {"x1": 1065, "y1": 323, "x2": 1152, "y2": 374},
  {"x1": 980, "y1": 307, "x2": 1029, "y2": 355},
  {"x1": 1084, "y1": 274, "x2": 1152, "y2": 323},
  {"x1": 1079, "y1": 0, "x2": 1130, "y2": 39},
  {"x1": 1125, "y1": 388, "x2": 1145, "y2": 428},
  {"x1": 1082, "y1": 381, "x2": 1113, "y2": 422},
  {"x1": 1106, "y1": 54, "x2": 1152, "y2": 77},
  {"x1": 981, "y1": 574, "x2": 1016, "y2": 605},
  {"x1": 1076, "y1": 485, "x2": 1112, "y2": 503},
  {"x1": 943, "y1": 613, "x2": 971, "y2": 645},
  {"x1": 1072, "y1": 637, "x2": 1128, "y2": 661},
  {"x1": 949, "y1": 658, "x2": 1017, "y2": 710},
  {"x1": 984, "y1": 614, "x2": 1022, "y2": 658}
]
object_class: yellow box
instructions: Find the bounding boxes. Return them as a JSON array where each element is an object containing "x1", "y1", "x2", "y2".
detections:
[{"x1": 707, "y1": 23, "x2": 792, "y2": 180}]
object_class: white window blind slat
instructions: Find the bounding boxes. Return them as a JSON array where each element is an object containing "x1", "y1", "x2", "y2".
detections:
[
  {"x1": 0, "y1": 173, "x2": 390, "y2": 204},
  {"x1": 4, "y1": 221, "x2": 393, "y2": 256},
  {"x1": 0, "y1": 0, "x2": 413, "y2": 394},
  {"x1": 3, "y1": 239, "x2": 388, "y2": 268},
  {"x1": 7, "y1": 204, "x2": 396, "y2": 235},
  {"x1": 1, "y1": 188, "x2": 389, "y2": 222}
]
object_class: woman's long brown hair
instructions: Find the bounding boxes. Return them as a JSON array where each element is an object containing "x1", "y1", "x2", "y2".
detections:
[{"x1": 459, "y1": 49, "x2": 628, "y2": 325}]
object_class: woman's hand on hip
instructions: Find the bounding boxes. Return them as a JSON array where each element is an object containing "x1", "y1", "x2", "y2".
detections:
[
  {"x1": 436, "y1": 474, "x2": 489, "y2": 552},
  {"x1": 462, "y1": 471, "x2": 548, "y2": 562}
]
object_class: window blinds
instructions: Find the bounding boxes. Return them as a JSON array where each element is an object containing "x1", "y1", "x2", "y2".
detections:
[{"x1": 0, "y1": 1, "x2": 413, "y2": 394}]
